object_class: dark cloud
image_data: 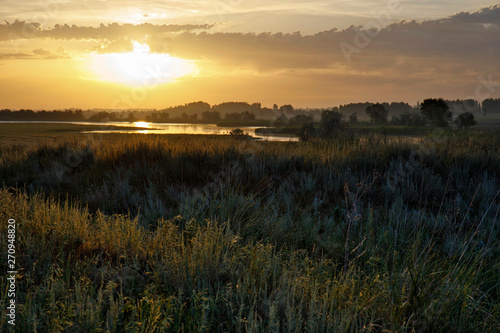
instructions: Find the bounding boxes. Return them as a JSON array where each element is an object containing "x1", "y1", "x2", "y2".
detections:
[
  {"x1": 42, "y1": 22, "x2": 213, "y2": 40},
  {"x1": 1, "y1": 6, "x2": 498, "y2": 81},
  {"x1": 449, "y1": 5, "x2": 500, "y2": 24},
  {"x1": 0, "y1": 52, "x2": 33, "y2": 59},
  {"x1": 148, "y1": 15, "x2": 499, "y2": 76},
  {"x1": 0, "y1": 20, "x2": 41, "y2": 41},
  {"x1": 32, "y1": 48, "x2": 51, "y2": 55},
  {"x1": 31, "y1": 48, "x2": 70, "y2": 59},
  {"x1": 0, "y1": 20, "x2": 212, "y2": 41},
  {"x1": 0, "y1": 48, "x2": 71, "y2": 60}
]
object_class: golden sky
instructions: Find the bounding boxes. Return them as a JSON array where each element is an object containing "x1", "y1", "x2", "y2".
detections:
[{"x1": 0, "y1": 1, "x2": 499, "y2": 109}]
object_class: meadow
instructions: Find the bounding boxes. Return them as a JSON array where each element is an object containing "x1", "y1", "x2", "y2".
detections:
[{"x1": 0, "y1": 123, "x2": 499, "y2": 332}]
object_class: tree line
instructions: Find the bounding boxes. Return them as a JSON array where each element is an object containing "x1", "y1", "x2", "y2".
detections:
[
  {"x1": 298, "y1": 98, "x2": 481, "y2": 141},
  {"x1": 0, "y1": 98, "x2": 497, "y2": 123}
]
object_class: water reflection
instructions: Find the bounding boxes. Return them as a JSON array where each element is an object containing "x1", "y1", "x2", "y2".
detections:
[
  {"x1": 86, "y1": 122, "x2": 298, "y2": 142},
  {"x1": 133, "y1": 121, "x2": 151, "y2": 128},
  {"x1": 0, "y1": 120, "x2": 298, "y2": 141},
  {"x1": 100, "y1": 121, "x2": 298, "y2": 141}
]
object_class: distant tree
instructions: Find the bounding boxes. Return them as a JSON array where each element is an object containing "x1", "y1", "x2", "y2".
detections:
[
  {"x1": 126, "y1": 112, "x2": 136, "y2": 122},
  {"x1": 292, "y1": 114, "x2": 314, "y2": 123},
  {"x1": 482, "y1": 98, "x2": 500, "y2": 115},
  {"x1": 149, "y1": 112, "x2": 169, "y2": 123},
  {"x1": 280, "y1": 104, "x2": 294, "y2": 113},
  {"x1": 159, "y1": 112, "x2": 170, "y2": 122},
  {"x1": 186, "y1": 101, "x2": 211, "y2": 113},
  {"x1": 339, "y1": 103, "x2": 371, "y2": 115},
  {"x1": 446, "y1": 99, "x2": 481, "y2": 114},
  {"x1": 88, "y1": 111, "x2": 116, "y2": 122},
  {"x1": 388, "y1": 102, "x2": 412, "y2": 115},
  {"x1": 298, "y1": 123, "x2": 316, "y2": 141},
  {"x1": 225, "y1": 112, "x2": 242, "y2": 120},
  {"x1": 201, "y1": 111, "x2": 221, "y2": 122},
  {"x1": 275, "y1": 113, "x2": 290, "y2": 127},
  {"x1": 365, "y1": 103, "x2": 388, "y2": 123},
  {"x1": 392, "y1": 112, "x2": 427, "y2": 127},
  {"x1": 181, "y1": 112, "x2": 198, "y2": 121},
  {"x1": 320, "y1": 110, "x2": 345, "y2": 138},
  {"x1": 391, "y1": 115, "x2": 402, "y2": 125},
  {"x1": 273, "y1": 104, "x2": 278, "y2": 111},
  {"x1": 411, "y1": 113, "x2": 428, "y2": 127},
  {"x1": 349, "y1": 113, "x2": 358, "y2": 123},
  {"x1": 73, "y1": 109, "x2": 85, "y2": 121},
  {"x1": 212, "y1": 102, "x2": 252, "y2": 114},
  {"x1": 420, "y1": 98, "x2": 452, "y2": 127},
  {"x1": 455, "y1": 112, "x2": 476, "y2": 129},
  {"x1": 241, "y1": 111, "x2": 256, "y2": 120}
]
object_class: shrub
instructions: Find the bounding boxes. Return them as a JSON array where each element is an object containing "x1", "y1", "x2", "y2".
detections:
[{"x1": 455, "y1": 112, "x2": 477, "y2": 128}]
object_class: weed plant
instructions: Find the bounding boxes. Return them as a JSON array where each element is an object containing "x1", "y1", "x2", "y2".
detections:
[{"x1": 0, "y1": 131, "x2": 499, "y2": 331}]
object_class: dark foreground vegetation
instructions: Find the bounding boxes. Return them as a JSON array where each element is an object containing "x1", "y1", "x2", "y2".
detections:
[{"x1": 0, "y1": 128, "x2": 499, "y2": 332}]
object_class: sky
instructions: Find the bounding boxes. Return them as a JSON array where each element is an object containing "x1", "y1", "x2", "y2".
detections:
[{"x1": 0, "y1": 0, "x2": 499, "y2": 109}]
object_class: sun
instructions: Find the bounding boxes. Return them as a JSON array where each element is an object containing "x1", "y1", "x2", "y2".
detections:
[{"x1": 88, "y1": 41, "x2": 195, "y2": 86}]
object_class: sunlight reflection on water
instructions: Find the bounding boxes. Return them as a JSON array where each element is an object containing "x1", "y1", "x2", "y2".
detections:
[
  {"x1": 91, "y1": 122, "x2": 299, "y2": 142},
  {"x1": 0, "y1": 120, "x2": 298, "y2": 141}
]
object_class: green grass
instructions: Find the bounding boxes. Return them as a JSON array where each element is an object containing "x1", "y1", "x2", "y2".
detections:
[{"x1": 0, "y1": 126, "x2": 499, "y2": 332}]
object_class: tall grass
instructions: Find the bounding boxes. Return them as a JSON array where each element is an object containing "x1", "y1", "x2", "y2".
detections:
[{"x1": 1, "y1": 132, "x2": 499, "y2": 331}]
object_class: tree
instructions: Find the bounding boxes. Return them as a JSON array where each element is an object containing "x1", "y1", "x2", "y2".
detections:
[
  {"x1": 292, "y1": 114, "x2": 314, "y2": 123},
  {"x1": 320, "y1": 110, "x2": 345, "y2": 138},
  {"x1": 241, "y1": 111, "x2": 256, "y2": 120},
  {"x1": 455, "y1": 112, "x2": 476, "y2": 129},
  {"x1": 420, "y1": 98, "x2": 452, "y2": 127},
  {"x1": 201, "y1": 111, "x2": 221, "y2": 121},
  {"x1": 280, "y1": 104, "x2": 294, "y2": 113},
  {"x1": 365, "y1": 103, "x2": 388, "y2": 123},
  {"x1": 349, "y1": 113, "x2": 358, "y2": 123},
  {"x1": 225, "y1": 112, "x2": 242, "y2": 120},
  {"x1": 392, "y1": 112, "x2": 427, "y2": 127},
  {"x1": 298, "y1": 123, "x2": 316, "y2": 141},
  {"x1": 88, "y1": 111, "x2": 116, "y2": 122},
  {"x1": 126, "y1": 112, "x2": 136, "y2": 122},
  {"x1": 482, "y1": 98, "x2": 500, "y2": 115}
]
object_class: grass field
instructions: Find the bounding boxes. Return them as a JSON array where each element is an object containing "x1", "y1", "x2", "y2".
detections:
[{"x1": 0, "y1": 124, "x2": 499, "y2": 332}]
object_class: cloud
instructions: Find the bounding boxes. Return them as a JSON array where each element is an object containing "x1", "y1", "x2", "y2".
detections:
[
  {"x1": 146, "y1": 13, "x2": 499, "y2": 77},
  {"x1": 0, "y1": 48, "x2": 71, "y2": 60},
  {"x1": 0, "y1": 52, "x2": 33, "y2": 59},
  {"x1": 31, "y1": 48, "x2": 71, "y2": 59},
  {"x1": 0, "y1": 20, "x2": 41, "y2": 41},
  {"x1": 32, "y1": 48, "x2": 51, "y2": 55},
  {"x1": 42, "y1": 22, "x2": 213, "y2": 40},
  {"x1": 0, "y1": 20, "x2": 212, "y2": 41},
  {"x1": 1, "y1": 6, "x2": 498, "y2": 87},
  {"x1": 449, "y1": 5, "x2": 500, "y2": 24}
]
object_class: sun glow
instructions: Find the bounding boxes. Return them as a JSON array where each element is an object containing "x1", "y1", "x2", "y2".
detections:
[
  {"x1": 88, "y1": 41, "x2": 195, "y2": 86},
  {"x1": 133, "y1": 121, "x2": 151, "y2": 128}
]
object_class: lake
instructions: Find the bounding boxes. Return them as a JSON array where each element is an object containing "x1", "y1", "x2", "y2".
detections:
[{"x1": 0, "y1": 121, "x2": 299, "y2": 142}]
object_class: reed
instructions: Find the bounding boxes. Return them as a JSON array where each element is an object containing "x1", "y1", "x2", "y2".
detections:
[{"x1": 1, "y1": 131, "x2": 499, "y2": 331}]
